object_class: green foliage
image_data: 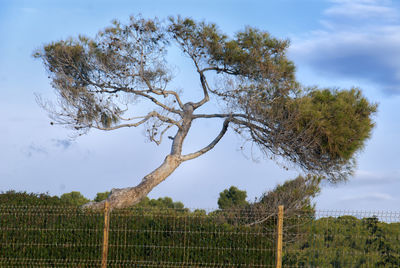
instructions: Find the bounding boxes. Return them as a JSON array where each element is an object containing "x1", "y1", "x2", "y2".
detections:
[
  {"x1": 0, "y1": 205, "x2": 274, "y2": 267},
  {"x1": 258, "y1": 175, "x2": 321, "y2": 214},
  {"x1": 0, "y1": 191, "x2": 64, "y2": 206},
  {"x1": 288, "y1": 88, "x2": 377, "y2": 180},
  {"x1": 0, "y1": 190, "x2": 188, "y2": 210},
  {"x1": 168, "y1": 17, "x2": 376, "y2": 181},
  {"x1": 94, "y1": 192, "x2": 186, "y2": 208},
  {"x1": 168, "y1": 16, "x2": 296, "y2": 84},
  {"x1": 284, "y1": 215, "x2": 400, "y2": 267},
  {"x1": 217, "y1": 176, "x2": 321, "y2": 228},
  {"x1": 34, "y1": 15, "x2": 165, "y2": 132},
  {"x1": 217, "y1": 186, "x2": 248, "y2": 209},
  {"x1": 137, "y1": 196, "x2": 186, "y2": 210},
  {"x1": 35, "y1": 15, "x2": 377, "y2": 185},
  {"x1": 0, "y1": 206, "x2": 104, "y2": 267},
  {"x1": 93, "y1": 191, "x2": 110, "y2": 202},
  {"x1": 60, "y1": 191, "x2": 90, "y2": 206},
  {"x1": 1, "y1": 191, "x2": 399, "y2": 266}
]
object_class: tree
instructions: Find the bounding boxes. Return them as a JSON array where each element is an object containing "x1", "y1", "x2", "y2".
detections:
[
  {"x1": 245, "y1": 175, "x2": 321, "y2": 227},
  {"x1": 34, "y1": 15, "x2": 377, "y2": 210},
  {"x1": 60, "y1": 191, "x2": 90, "y2": 206},
  {"x1": 94, "y1": 191, "x2": 110, "y2": 202},
  {"x1": 257, "y1": 175, "x2": 321, "y2": 214},
  {"x1": 218, "y1": 186, "x2": 248, "y2": 209}
]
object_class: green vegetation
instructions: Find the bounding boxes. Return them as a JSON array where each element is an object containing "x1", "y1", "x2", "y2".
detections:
[
  {"x1": 0, "y1": 188, "x2": 399, "y2": 267},
  {"x1": 255, "y1": 175, "x2": 321, "y2": 216},
  {"x1": 284, "y1": 216, "x2": 400, "y2": 267},
  {"x1": 0, "y1": 191, "x2": 272, "y2": 267},
  {"x1": 34, "y1": 15, "x2": 376, "y2": 209},
  {"x1": 0, "y1": 190, "x2": 64, "y2": 205},
  {"x1": 60, "y1": 191, "x2": 90, "y2": 206},
  {"x1": 93, "y1": 191, "x2": 110, "y2": 202},
  {"x1": 217, "y1": 186, "x2": 248, "y2": 209}
]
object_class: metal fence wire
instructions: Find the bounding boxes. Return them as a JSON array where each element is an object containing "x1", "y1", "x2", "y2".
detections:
[{"x1": 0, "y1": 204, "x2": 399, "y2": 267}]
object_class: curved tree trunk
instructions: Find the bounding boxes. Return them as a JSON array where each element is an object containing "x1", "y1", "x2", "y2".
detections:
[
  {"x1": 81, "y1": 104, "x2": 229, "y2": 211},
  {"x1": 82, "y1": 154, "x2": 182, "y2": 210},
  {"x1": 82, "y1": 104, "x2": 195, "y2": 211}
]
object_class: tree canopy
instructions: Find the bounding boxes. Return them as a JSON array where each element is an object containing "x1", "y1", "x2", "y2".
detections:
[
  {"x1": 94, "y1": 191, "x2": 110, "y2": 202},
  {"x1": 60, "y1": 191, "x2": 90, "y2": 206},
  {"x1": 34, "y1": 15, "x2": 376, "y2": 209},
  {"x1": 218, "y1": 186, "x2": 248, "y2": 209}
]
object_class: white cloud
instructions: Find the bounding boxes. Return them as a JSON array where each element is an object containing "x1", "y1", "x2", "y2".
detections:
[
  {"x1": 325, "y1": 0, "x2": 397, "y2": 20},
  {"x1": 340, "y1": 192, "x2": 394, "y2": 201},
  {"x1": 347, "y1": 170, "x2": 399, "y2": 186},
  {"x1": 290, "y1": 0, "x2": 400, "y2": 95}
]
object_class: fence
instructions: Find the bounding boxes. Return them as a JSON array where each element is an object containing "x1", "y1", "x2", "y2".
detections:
[{"x1": 0, "y1": 204, "x2": 399, "y2": 267}]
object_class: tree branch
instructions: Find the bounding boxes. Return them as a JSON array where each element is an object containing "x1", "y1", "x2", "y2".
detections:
[
  {"x1": 245, "y1": 213, "x2": 275, "y2": 227},
  {"x1": 181, "y1": 119, "x2": 230, "y2": 161},
  {"x1": 193, "y1": 113, "x2": 247, "y2": 119},
  {"x1": 182, "y1": 50, "x2": 210, "y2": 110},
  {"x1": 201, "y1": 66, "x2": 237, "y2": 75},
  {"x1": 90, "y1": 84, "x2": 183, "y2": 116},
  {"x1": 150, "y1": 89, "x2": 185, "y2": 110},
  {"x1": 140, "y1": 76, "x2": 185, "y2": 110},
  {"x1": 152, "y1": 123, "x2": 175, "y2": 145},
  {"x1": 94, "y1": 111, "x2": 181, "y2": 131},
  {"x1": 131, "y1": 90, "x2": 182, "y2": 115},
  {"x1": 192, "y1": 72, "x2": 210, "y2": 109}
]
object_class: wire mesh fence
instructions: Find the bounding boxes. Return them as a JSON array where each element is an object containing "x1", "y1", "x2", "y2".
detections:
[{"x1": 0, "y1": 204, "x2": 399, "y2": 267}]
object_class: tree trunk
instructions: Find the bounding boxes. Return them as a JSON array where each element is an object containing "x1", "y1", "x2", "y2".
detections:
[
  {"x1": 82, "y1": 154, "x2": 182, "y2": 210},
  {"x1": 82, "y1": 103, "x2": 195, "y2": 211}
]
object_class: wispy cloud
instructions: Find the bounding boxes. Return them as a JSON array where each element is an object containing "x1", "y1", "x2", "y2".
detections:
[
  {"x1": 21, "y1": 138, "x2": 74, "y2": 158},
  {"x1": 52, "y1": 139, "x2": 73, "y2": 150},
  {"x1": 22, "y1": 143, "x2": 48, "y2": 158},
  {"x1": 290, "y1": 0, "x2": 400, "y2": 95},
  {"x1": 325, "y1": 0, "x2": 398, "y2": 20},
  {"x1": 340, "y1": 192, "x2": 394, "y2": 202},
  {"x1": 345, "y1": 170, "x2": 399, "y2": 186}
]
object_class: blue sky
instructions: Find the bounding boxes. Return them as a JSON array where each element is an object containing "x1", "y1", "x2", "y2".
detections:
[{"x1": 1, "y1": 0, "x2": 399, "y2": 210}]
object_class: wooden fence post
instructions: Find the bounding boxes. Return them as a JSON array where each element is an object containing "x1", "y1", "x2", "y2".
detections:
[
  {"x1": 101, "y1": 201, "x2": 110, "y2": 268},
  {"x1": 276, "y1": 205, "x2": 284, "y2": 268}
]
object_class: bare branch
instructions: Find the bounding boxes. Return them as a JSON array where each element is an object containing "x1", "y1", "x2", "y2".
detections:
[
  {"x1": 173, "y1": 38, "x2": 210, "y2": 110},
  {"x1": 128, "y1": 89, "x2": 182, "y2": 115},
  {"x1": 149, "y1": 89, "x2": 185, "y2": 109},
  {"x1": 151, "y1": 123, "x2": 175, "y2": 145},
  {"x1": 181, "y1": 119, "x2": 230, "y2": 161},
  {"x1": 201, "y1": 66, "x2": 237, "y2": 75},
  {"x1": 151, "y1": 111, "x2": 181, "y2": 127},
  {"x1": 140, "y1": 75, "x2": 185, "y2": 110},
  {"x1": 193, "y1": 113, "x2": 247, "y2": 119},
  {"x1": 192, "y1": 72, "x2": 210, "y2": 109},
  {"x1": 245, "y1": 214, "x2": 275, "y2": 227},
  {"x1": 94, "y1": 111, "x2": 181, "y2": 131},
  {"x1": 117, "y1": 114, "x2": 147, "y2": 121},
  {"x1": 88, "y1": 83, "x2": 184, "y2": 116}
]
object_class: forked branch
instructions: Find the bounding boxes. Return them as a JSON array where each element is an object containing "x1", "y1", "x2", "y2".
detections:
[{"x1": 181, "y1": 119, "x2": 230, "y2": 161}]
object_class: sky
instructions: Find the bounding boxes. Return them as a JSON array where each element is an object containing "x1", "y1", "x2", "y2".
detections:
[{"x1": 1, "y1": 0, "x2": 399, "y2": 211}]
